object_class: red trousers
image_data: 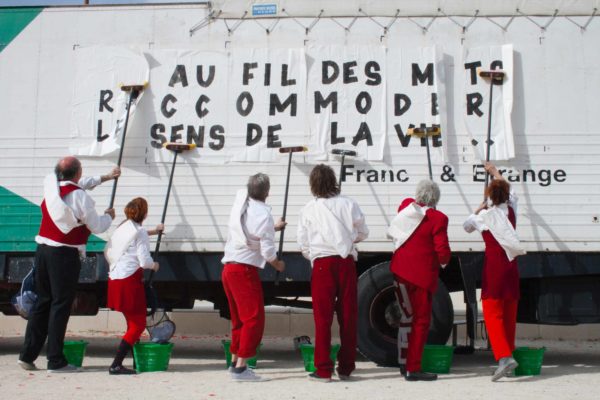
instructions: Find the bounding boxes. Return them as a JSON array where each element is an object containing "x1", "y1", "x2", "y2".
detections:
[
  {"x1": 482, "y1": 298, "x2": 518, "y2": 361},
  {"x1": 311, "y1": 256, "x2": 357, "y2": 379},
  {"x1": 122, "y1": 311, "x2": 146, "y2": 346},
  {"x1": 222, "y1": 263, "x2": 265, "y2": 359},
  {"x1": 394, "y1": 276, "x2": 432, "y2": 373}
]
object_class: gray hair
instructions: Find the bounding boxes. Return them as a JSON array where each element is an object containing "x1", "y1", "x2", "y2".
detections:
[
  {"x1": 247, "y1": 173, "x2": 270, "y2": 202},
  {"x1": 415, "y1": 180, "x2": 441, "y2": 208}
]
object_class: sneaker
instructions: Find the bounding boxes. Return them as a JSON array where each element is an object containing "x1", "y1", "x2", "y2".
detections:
[
  {"x1": 492, "y1": 357, "x2": 519, "y2": 382},
  {"x1": 405, "y1": 371, "x2": 438, "y2": 381},
  {"x1": 18, "y1": 360, "x2": 37, "y2": 371},
  {"x1": 109, "y1": 365, "x2": 136, "y2": 375},
  {"x1": 308, "y1": 372, "x2": 332, "y2": 383},
  {"x1": 228, "y1": 366, "x2": 235, "y2": 373},
  {"x1": 47, "y1": 364, "x2": 82, "y2": 373},
  {"x1": 231, "y1": 368, "x2": 269, "y2": 382}
]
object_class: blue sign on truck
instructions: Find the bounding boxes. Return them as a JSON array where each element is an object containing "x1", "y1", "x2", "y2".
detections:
[{"x1": 252, "y1": 3, "x2": 277, "y2": 16}]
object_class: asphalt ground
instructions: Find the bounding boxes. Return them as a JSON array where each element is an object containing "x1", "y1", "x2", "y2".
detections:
[{"x1": 0, "y1": 335, "x2": 599, "y2": 400}]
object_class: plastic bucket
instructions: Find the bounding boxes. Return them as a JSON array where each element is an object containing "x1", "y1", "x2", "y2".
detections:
[
  {"x1": 221, "y1": 340, "x2": 261, "y2": 369},
  {"x1": 133, "y1": 342, "x2": 174, "y2": 373},
  {"x1": 421, "y1": 345, "x2": 454, "y2": 374},
  {"x1": 299, "y1": 344, "x2": 341, "y2": 372},
  {"x1": 63, "y1": 340, "x2": 89, "y2": 367},
  {"x1": 512, "y1": 347, "x2": 545, "y2": 376}
]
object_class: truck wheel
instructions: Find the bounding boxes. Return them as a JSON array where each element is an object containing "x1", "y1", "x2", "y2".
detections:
[{"x1": 357, "y1": 262, "x2": 453, "y2": 366}]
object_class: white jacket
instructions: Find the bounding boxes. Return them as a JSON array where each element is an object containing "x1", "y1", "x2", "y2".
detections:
[{"x1": 297, "y1": 195, "x2": 369, "y2": 263}]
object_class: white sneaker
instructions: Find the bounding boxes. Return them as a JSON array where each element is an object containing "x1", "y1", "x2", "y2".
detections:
[
  {"x1": 231, "y1": 368, "x2": 269, "y2": 382},
  {"x1": 18, "y1": 360, "x2": 37, "y2": 371},
  {"x1": 48, "y1": 364, "x2": 83, "y2": 374},
  {"x1": 492, "y1": 357, "x2": 518, "y2": 382}
]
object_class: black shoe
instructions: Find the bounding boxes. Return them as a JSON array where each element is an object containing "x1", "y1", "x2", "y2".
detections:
[
  {"x1": 399, "y1": 365, "x2": 406, "y2": 376},
  {"x1": 109, "y1": 365, "x2": 137, "y2": 375},
  {"x1": 308, "y1": 372, "x2": 332, "y2": 382},
  {"x1": 405, "y1": 371, "x2": 437, "y2": 381}
]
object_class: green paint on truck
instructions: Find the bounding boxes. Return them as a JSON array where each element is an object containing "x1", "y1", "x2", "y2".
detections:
[
  {"x1": 0, "y1": 186, "x2": 105, "y2": 252},
  {"x1": 0, "y1": 7, "x2": 43, "y2": 53},
  {"x1": 1, "y1": 8, "x2": 105, "y2": 252}
]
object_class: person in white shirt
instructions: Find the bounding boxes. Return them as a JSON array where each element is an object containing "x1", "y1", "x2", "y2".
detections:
[
  {"x1": 221, "y1": 173, "x2": 285, "y2": 382},
  {"x1": 297, "y1": 164, "x2": 369, "y2": 382},
  {"x1": 104, "y1": 197, "x2": 163, "y2": 375},
  {"x1": 19, "y1": 156, "x2": 118, "y2": 373}
]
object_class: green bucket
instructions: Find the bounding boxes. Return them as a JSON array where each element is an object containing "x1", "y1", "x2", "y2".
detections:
[
  {"x1": 221, "y1": 340, "x2": 261, "y2": 369},
  {"x1": 512, "y1": 347, "x2": 545, "y2": 376},
  {"x1": 299, "y1": 344, "x2": 341, "y2": 372},
  {"x1": 133, "y1": 342, "x2": 174, "y2": 373},
  {"x1": 421, "y1": 345, "x2": 454, "y2": 374},
  {"x1": 63, "y1": 340, "x2": 89, "y2": 367}
]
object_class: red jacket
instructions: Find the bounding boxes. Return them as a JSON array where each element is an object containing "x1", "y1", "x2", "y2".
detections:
[{"x1": 390, "y1": 198, "x2": 451, "y2": 293}]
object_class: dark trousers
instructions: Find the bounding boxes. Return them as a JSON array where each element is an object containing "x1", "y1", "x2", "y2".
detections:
[{"x1": 20, "y1": 244, "x2": 81, "y2": 369}]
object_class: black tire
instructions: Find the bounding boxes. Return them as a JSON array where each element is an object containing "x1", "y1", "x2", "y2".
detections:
[{"x1": 357, "y1": 262, "x2": 454, "y2": 366}]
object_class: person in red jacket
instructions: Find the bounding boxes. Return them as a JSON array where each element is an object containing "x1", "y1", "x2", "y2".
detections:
[
  {"x1": 387, "y1": 180, "x2": 451, "y2": 381},
  {"x1": 463, "y1": 163, "x2": 525, "y2": 381}
]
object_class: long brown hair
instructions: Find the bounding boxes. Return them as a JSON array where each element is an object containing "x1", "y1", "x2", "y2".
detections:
[{"x1": 309, "y1": 164, "x2": 340, "y2": 199}]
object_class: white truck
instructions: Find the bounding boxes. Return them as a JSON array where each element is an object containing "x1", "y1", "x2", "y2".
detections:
[{"x1": 1, "y1": 1, "x2": 599, "y2": 366}]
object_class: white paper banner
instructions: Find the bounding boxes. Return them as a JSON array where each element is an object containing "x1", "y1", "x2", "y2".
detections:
[
  {"x1": 307, "y1": 45, "x2": 387, "y2": 161},
  {"x1": 144, "y1": 49, "x2": 229, "y2": 164},
  {"x1": 67, "y1": 45, "x2": 510, "y2": 165},
  {"x1": 69, "y1": 46, "x2": 149, "y2": 157},
  {"x1": 387, "y1": 46, "x2": 447, "y2": 164},
  {"x1": 228, "y1": 48, "x2": 307, "y2": 162},
  {"x1": 463, "y1": 44, "x2": 514, "y2": 161}
]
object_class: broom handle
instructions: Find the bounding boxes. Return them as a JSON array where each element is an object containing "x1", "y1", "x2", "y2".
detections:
[
  {"x1": 108, "y1": 89, "x2": 138, "y2": 209},
  {"x1": 275, "y1": 151, "x2": 293, "y2": 286},
  {"x1": 148, "y1": 150, "x2": 179, "y2": 284},
  {"x1": 484, "y1": 80, "x2": 495, "y2": 199}
]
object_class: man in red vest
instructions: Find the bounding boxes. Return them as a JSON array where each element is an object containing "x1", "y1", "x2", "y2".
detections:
[
  {"x1": 18, "y1": 156, "x2": 119, "y2": 373},
  {"x1": 387, "y1": 180, "x2": 451, "y2": 381}
]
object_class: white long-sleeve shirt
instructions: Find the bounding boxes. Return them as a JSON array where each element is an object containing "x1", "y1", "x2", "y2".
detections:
[
  {"x1": 221, "y1": 197, "x2": 277, "y2": 269},
  {"x1": 109, "y1": 223, "x2": 155, "y2": 280},
  {"x1": 36, "y1": 176, "x2": 113, "y2": 254},
  {"x1": 297, "y1": 195, "x2": 369, "y2": 263},
  {"x1": 463, "y1": 191, "x2": 518, "y2": 233}
]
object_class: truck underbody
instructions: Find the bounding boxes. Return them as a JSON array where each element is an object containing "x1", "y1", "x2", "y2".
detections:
[{"x1": 2, "y1": 251, "x2": 599, "y2": 366}]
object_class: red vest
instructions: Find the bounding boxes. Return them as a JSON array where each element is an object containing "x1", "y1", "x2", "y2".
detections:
[
  {"x1": 481, "y1": 206, "x2": 520, "y2": 300},
  {"x1": 38, "y1": 183, "x2": 91, "y2": 246}
]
